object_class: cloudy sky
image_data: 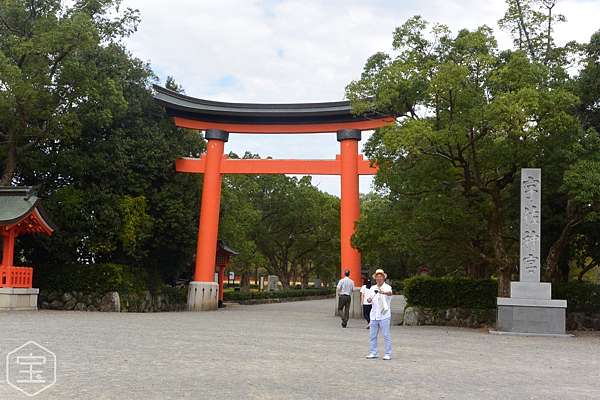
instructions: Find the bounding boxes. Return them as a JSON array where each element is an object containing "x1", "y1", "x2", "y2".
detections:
[{"x1": 122, "y1": 0, "x2": 600, "y2": 195}]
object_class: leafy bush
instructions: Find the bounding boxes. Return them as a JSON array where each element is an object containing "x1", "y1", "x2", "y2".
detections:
[
  {"x1": 404, "y1": 276, "x2": 497, "y2": 309},
  {"x1": 224, "y1": 288, "x2": 334, "y2": 302},
  {"x1": 34, "y1": 263, "x2": 148, "y2": 295},
  {"x1": 553, "y1": 281, "x2": 600, "y2": 313},
  {"x1": 160, "y1": 285, "x2": 188, "y2": 304}
]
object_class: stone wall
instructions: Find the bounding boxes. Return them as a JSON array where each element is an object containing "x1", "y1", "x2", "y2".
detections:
[
  {"x1": 567, "y1": 312, "x2": 600, "y2": 331},
  {"x1": 39, "y1": 290, "x2": 186, "y2": 312}
]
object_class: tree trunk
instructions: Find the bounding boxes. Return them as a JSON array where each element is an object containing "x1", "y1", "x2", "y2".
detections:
[
  {"x1": 545, "y1": 228, "x2": 571, "y2": 283},
  {"x1": 240, "y1": 273, "x2": 250, "y2": 293},
  {"x1": 1, "y1": 138, "x2": 17, "y2": 186},
  {"x1": 515, "y1": 0, "x2": 537, "y2": 61},
  {"x1": 545, "y1": 200, "x2": 581, "y2": 283},
  {"x1": 545, "y1": 2, "x2": 554, "y2": 64},
  {"x1": 465, "y1": 262, "x2": 489, "y2": 280},
  {"x1": 497, "y1": 267, "x2": 512, "y2": 298},
  {"x1": 279, "y1": 261, "x2": 290, "y2": 289},
  {"x1": 489, "y1": 189, "x2": 513, "y2": 297}
]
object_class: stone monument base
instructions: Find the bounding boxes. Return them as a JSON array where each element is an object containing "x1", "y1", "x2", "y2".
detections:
[
  {"x1": 0, "y1": 288, "x2": 39, "y2": 311},
  {"x1": 334, "y1": 288, "x2": 362, "y2": 319},
  {"x1": 187, "y1": 281, "x2": 218, "y2": 311},
  {"x1": 495, "y1": 297, "x2": 568, "y2": 335}
]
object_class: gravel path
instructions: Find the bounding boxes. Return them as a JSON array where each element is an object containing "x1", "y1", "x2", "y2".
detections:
[{"x1": 0, "y1": 299, "x2": 598, "y2": 400}]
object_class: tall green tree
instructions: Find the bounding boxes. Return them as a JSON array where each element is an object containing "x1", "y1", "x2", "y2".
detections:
[
  {"x1": 577, "y1": 31, "x2": 600, "y2": 134},
  {"x1": 346, "y1": 15, "x2": 593, "y2": 296},
  {"x1": 0, "y1": 0, "x2": 139, "y2": 184},
  {"x1": 3, "y1": 1, "x2": 205, "y2": 284}
]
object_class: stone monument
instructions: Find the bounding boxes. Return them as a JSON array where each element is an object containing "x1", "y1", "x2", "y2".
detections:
[
  {"x1": 495, "y1": 169, "x2": 568, "y2": 335},
  {"x1": 267, "y1": 275, "x2": 280, "y2": 292}
]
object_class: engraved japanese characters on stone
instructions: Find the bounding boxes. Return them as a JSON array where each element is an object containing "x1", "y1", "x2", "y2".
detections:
[
  {"x1": 520, "y1": 169, "x2": 542, "y2": 282},
  {"x1": 522, "y1": 228, "x2": 540, "y2": 275},
  {"x1": 522, "y1": 175, "x2": 540, "y2": 201},
  {"x1": 524, "y1": 206, "x2": 540, "y2": 226}
]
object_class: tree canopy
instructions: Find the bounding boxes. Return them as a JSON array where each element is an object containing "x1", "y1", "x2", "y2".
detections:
[{"x1": 346, "y1": 4, "x2": 600, "y2": 295}]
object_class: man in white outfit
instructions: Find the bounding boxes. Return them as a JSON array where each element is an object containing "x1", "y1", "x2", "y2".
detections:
[{"x1": 366, "y1": 269, "x2": 393, "y2": 360}]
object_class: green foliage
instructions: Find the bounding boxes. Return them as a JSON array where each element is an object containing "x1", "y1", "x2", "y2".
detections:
[
  {"x1": 118, "y1": 195, "x2": 153, "y2": 258},
  {"x1": 346, "y1": 10, "x2": 600, "y2": 294},
  {"x1": 160, "y1": 285, "x2": 188, "y2": 305},
  {"x1": 219, "y1": 160, "x2": 340, "y2": 288},
  {"x1": 4, "y1": 3, "x2": 205, "y2": 283},
  {"x1": 0, "y1": 0, "x2": 140, "y2": 184},
  {"x1": 403, "y1": 276, "x2": 498, "y2": 309},
  {"x1": 498, "y1": 0, "x2": 565, "y2": 63},
  {"x1": 553, "y1": 281, "x2": 600, "y2": 313},
  {"x1": 34, "y1": 263, "x2": 147, "y2": 295},
  {"x1": 224, "y1": 288, "x2": 334, "y2": 302},
  {"x1": 577, "y1": 31, "x2": 600, "y2": 133}
]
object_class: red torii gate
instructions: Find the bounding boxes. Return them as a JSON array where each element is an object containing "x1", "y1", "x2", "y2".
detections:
[{"x1": 154, "y1": 86, "x2": 395, "y2": 311}]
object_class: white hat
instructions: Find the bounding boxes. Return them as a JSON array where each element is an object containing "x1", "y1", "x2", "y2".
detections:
[{"x1": 372, "y1": 269, "x2": 387, "y2": 279}]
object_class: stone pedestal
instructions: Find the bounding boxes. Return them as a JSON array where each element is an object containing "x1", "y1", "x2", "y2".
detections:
[
  {"x1": 187, "y1": 282, "x2": 218, "y2": 311},
  {"x1": 334, "y1": 288, "x2": 363, "y2": 319},
  {"x1": 0, "y1": 288, "x2": 39, "y2": 311},
  {"x1": 496, "y1": 297, "x2": 567, "y2": 335}
]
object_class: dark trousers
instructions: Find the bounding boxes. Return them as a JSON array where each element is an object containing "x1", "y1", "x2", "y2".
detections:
[
  {"x1": 338, "y1": 294, "x2": 351, "y2": 325},
  {"x1": 362, "y1": 304, "x2": 372, "y2": 323}
]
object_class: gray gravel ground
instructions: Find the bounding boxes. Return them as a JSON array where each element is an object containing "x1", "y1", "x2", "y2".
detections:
[{"x1": 0, "y1": 298, "x2": 599, "y2": 400}]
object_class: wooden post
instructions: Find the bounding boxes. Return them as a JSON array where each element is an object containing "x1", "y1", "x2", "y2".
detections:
[{"x1": 2, "y1": 229, "x2": 15, "y2": 287}]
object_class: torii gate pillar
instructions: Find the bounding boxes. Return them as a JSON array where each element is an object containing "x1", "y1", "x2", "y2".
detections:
[
  {"x1": 187, "y1": 129, "x2": 228, "y2": 311},
  {"x1": 338, "y1": 129, "x2": 362, "y2": 282}
]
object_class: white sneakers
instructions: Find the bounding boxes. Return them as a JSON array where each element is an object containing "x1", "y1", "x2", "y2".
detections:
[{"x1": 366, "y1": 353, "x2": 392, "y2": 360}]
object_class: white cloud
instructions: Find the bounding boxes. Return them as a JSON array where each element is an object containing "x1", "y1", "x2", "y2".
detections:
[{"x1": 122, "y1": 0, "x2": 600, "y2": 195}]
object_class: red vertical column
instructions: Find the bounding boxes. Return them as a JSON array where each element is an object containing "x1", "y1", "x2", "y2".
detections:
[
  {"x1": 337, "y1": 129, "x2": 362, "y2": 283},
  {"x1": 2, "y1": 229, "x2": 15, "y2": 287},
  {"x1": 194, "y1": 129, "x2": 229, "y2": 283}
]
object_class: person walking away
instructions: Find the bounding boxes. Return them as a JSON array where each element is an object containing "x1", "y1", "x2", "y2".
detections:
[
  {"x1": 336, "y1": 269, "x2": 354, "y2": 328},
  {"x1": 360, "y1": 279, "x2": 373, "y2": 329},
  {"x1": 366, "y1": 269, "x2": 393, "y2": 360}
]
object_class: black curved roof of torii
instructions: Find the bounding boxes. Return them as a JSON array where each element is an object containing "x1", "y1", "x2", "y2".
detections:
[{"x1": 153, "y1": 85, "x2": 384, "y2": 125}]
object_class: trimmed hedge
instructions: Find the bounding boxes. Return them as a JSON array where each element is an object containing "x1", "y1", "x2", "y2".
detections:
[
  {"x1": 34, "y1": 263, "x2": 148, "y2": 295},
  {"x1": 553, "y1": 281, "x2": 600, "y2": 313},
  {"x1": 224, "y1": 288, "x2": 334, "y2": 302},
  {"x1": 404, "y1": 276, "x2": 600, "y2": 313},
  {"x1": 404, "y1": 276, "x2": 497, "y2": 309}
]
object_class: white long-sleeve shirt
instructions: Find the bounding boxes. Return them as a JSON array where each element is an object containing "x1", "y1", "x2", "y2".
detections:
[{"x1": 369, "y1": 282, "x2": 393, "y2": 320}]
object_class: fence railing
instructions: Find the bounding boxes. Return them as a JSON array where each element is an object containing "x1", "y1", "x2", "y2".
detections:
[{"x1": 0, "y1": 266, "x2": 33, "y2": 288}]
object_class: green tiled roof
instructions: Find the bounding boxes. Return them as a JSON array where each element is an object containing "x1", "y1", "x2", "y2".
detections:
[{"x1": 0, "y1": 187, "x2": 52, "y2": 227}]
